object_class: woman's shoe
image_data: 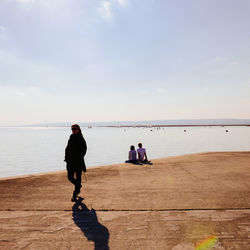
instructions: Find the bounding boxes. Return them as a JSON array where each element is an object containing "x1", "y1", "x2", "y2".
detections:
[{"x1": 71, "y1": 191, "x2": 77, "y2": 202}]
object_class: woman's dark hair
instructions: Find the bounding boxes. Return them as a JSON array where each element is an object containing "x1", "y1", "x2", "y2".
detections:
[
  {"x1": 130, "y1": 145, "x2": 135, "y2": 150},
  {"x1": 71, "y1": 124, "x2": 83, "y2": 136}
]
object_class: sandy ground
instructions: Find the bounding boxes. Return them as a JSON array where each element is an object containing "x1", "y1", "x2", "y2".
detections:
[{"x1": 0, "y1": 152, "x2": 249, "y2": 249}]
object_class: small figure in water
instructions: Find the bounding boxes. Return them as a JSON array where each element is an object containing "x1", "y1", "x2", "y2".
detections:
[
  {"x1": 65, "y1": 124, "x2": 87, "y2": 201},
  {"x1": 137, "y1": 143, "x2": 148, "y2": 163}
]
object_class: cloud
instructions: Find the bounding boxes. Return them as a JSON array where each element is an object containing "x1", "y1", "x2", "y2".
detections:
[
  {"x1": 155, "y1": 88, "x2": 166, "y2": 94},
  {"x1": 0, "y1": 49, "x2": 63, "y2": 89},
  {"x1": 117, "y1": 0, "x2": 129, "y2": 7},
  {"x1": 0, "y1": 85, "x2": 40, "y2": 97},
  {"x1": 15, "y1": 0, "x2": 35, "y2": 11},
  {"x1": 215, "y1": 57, "x2": 222, "y2": 62},
  {"x1": 16, "y1": 0, "x2": 34, "y2": 4},
  {"x1": 97, "y1": 1, "x2": 113, "y2": 21},
  {"x1": 0, "y1": 26, "x2": 6, "y2": 32},
  {"x1": 96, "y1": 0, "x2": 129, "y2": 21},
  {"x1": 16, "y1": 0, "x2": 34, "y2": 3}
]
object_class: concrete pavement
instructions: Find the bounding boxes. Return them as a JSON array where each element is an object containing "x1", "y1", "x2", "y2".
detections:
[{"x1": 0, "y1": 152, "x2": 249, "y2": 249}]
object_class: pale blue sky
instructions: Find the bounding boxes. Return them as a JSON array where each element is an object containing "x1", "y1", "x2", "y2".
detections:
[{"x1": 0, "y1": 0, "x2": 250, "y2": 125}]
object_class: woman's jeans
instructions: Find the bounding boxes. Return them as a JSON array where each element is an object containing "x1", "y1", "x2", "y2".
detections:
[{"x1": 66, "y1": 164, "x2": 82, "y2": 192}]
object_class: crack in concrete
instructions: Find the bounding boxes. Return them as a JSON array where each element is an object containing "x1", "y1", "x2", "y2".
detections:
[{"x1": 0, "y1": 208, "x2": 250, "y2": 212}]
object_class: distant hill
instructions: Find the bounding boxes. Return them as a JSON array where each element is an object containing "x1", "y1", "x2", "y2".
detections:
[{"x1": 23, "y1": 119, "x2": 250, "y2": 127}]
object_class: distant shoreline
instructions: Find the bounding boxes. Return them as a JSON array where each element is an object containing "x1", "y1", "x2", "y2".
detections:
[
  {"x1": 99, "y1": 124, "x2": 250, "y2": 128},
  {"x1": 1, "y1": 124, "x2": 250, "y2": 128},
  {"x1": 1, "y1": 118, "x2": 250, "y2": 128}
]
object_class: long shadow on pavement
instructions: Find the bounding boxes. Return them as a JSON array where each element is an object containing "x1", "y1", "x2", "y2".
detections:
[{"x1": 72, "y1": 197, "x2": 110, "y2": 250}]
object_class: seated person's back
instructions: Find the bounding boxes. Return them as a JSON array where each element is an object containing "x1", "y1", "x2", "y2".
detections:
[
  {"x1": 129, "y1": 145, "x2": 137, "y2": 161},
  {"x1": 137, "y1": 143, "x2": 148, "y2": 162}
]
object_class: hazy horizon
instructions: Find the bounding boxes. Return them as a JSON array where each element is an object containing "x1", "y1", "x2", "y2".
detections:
[
  {"x1": 1, "y1": 0, "x2": 250, "y2": 125},
  {"x1": 1, "y1": 118, "x2": 250, "y2": 127}
]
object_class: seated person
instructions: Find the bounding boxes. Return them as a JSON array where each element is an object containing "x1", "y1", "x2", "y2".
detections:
[
  {"x1": 128, "y1": 145, "x2": 138, "y2": 163},
  {"x1": 137, "y1": 143, "x2": 148, "y2": 162}
]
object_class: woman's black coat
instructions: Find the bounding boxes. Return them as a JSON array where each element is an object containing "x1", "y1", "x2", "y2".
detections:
[{"x1": 65, "y1": 133, "x2": 87, "y2": 172}]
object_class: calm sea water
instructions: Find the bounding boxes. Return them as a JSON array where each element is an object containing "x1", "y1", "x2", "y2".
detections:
[{"x1": 0, "y1": 126, "x2": 249, "y2": 178}]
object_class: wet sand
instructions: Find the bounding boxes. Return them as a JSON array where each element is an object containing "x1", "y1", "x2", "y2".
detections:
[{"x1": 0, "y1": 152, "x2": 249, "y2": 249}]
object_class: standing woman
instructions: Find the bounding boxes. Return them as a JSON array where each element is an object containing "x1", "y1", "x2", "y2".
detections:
[{"x1": 65, "y1": 124, "x2": 87, "y2": 201}]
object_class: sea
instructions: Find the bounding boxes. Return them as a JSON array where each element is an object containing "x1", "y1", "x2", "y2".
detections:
[{"x1": 0, "y1": 126, "x2": 249, "y2": 178}]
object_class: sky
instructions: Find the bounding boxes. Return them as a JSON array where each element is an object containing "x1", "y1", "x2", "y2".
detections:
[{"x1": 0, "y1": 0, "x2": 250, "y2": 125}]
